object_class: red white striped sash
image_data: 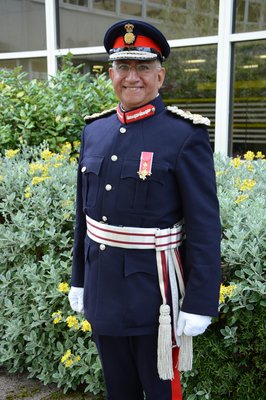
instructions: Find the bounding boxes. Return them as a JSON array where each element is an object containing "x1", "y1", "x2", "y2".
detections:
[{"x1": 86, "y1": 216, "x2": 192, "y2": 379}]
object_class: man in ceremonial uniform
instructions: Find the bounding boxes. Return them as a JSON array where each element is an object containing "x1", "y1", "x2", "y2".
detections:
[{"x1": 69, "y1": 20, "x2": 221, "y2": 400}]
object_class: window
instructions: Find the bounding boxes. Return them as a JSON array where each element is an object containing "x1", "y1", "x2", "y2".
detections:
[
  {"x1": 231, "y1": 40, "x2": 266, "y2": 155},
  {"x1": 0, "y1": 0, "x2": 46, "y2": 52},
  {"x1": 161, "y1": 45, "x2": 217, "y2": 145}
]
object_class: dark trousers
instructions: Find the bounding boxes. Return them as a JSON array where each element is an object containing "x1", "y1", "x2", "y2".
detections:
[{"x1": 93, "y1": 333, "x2": 182, "y2": 400}]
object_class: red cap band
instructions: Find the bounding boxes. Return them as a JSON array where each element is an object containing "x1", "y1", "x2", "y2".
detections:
[{"x1": 112, "y1": 35, "x2": 162, "y2": 55}]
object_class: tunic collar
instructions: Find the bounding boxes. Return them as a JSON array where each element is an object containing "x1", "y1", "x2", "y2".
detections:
[{"x1": 116, "y1": 95, "x2": 164, "y2": 124}]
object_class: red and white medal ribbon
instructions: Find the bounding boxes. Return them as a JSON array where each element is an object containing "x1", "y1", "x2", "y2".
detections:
[{"x1": 137, "y1": 151, "x2": 154, "y2": 180}]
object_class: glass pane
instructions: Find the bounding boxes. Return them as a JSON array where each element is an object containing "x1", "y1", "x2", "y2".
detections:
[
  {"x1": 231, "y1": 40, "x2": 266, "y2": 156},
  {"x1": 0, "y1": 0, "x2": 46, "y2": 52},
  {"x1": 93, "y1": 0, "x2": 115, "y2": 12},
  {"x1": 0, "y1": 58, "x2": 47, "y2": 80},
  {"x1": 161, "y1": 45, "x2": 217, "y2": 146},
  {"x1": 120, "y1": 2, "x2": 142, "y2": 17},
  {"x1": 234, "y1": 0, "x2": 266, "y2": 33},
  {"x1": 59, "y1": 3, "x2": 115, "y2": 47},
  {"x1": 158, "y1": 0, "x2": 219, "y2": 40}
]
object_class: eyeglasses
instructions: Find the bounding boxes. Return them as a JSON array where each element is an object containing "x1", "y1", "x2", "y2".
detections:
[{"x1": 113, "y1": 63, "x2": 161, "y2": 77}]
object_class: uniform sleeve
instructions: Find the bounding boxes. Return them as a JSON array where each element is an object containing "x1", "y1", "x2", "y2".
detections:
[
  {"x1": 175, "y1": 126, "x2": 221, "y2": 316},
  {"x1": 71, "y1": 127, "x2": 87, "y2": 287}
]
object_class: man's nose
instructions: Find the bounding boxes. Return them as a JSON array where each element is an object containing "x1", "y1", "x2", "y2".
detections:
[{"x1": 125, "y1": 66, "x2": 140, "y2": 79}]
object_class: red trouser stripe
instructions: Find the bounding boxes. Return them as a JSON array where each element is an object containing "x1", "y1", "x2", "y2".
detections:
[{"x1": 171, "y1": 347, "x2": 182, "y2": 399}]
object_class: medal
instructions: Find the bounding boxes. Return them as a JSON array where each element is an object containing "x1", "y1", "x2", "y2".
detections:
[{"x1": 137, "y1": 152, "x2": 153, "y2": 180}]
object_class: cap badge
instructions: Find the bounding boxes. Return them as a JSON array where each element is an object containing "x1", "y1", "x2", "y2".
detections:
[
  {"x1": 124, "y1": 23, "x2": 136, "y2": 45},
  {"x1": 137, "y1": 152, "x2": 153, "y2": 181}
]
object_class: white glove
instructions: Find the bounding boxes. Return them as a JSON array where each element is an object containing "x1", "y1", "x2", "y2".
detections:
[
  {"x1": 176, "y1": 311, "x2": 212, "y2": 336},
  {"x1": 68, "y1": 286, "x2": 84, "y2": 313}
]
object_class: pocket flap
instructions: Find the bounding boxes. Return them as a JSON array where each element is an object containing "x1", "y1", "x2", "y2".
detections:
[
  {"x1": 121, "y1": 161, "x2": 167, "y2": 184},
  {"x1": 80, "y1": 156, "x2": 104, "y2": 175},
  {"x1": 124, "y1": 250, "x2": 157, "y2": 277}
]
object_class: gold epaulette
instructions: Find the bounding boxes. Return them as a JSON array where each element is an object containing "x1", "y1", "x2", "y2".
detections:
[
  {"x1": 84, "y1": 107, "x2": 117, "y2": 123},
  {"x1": 166, "y1": 106, "x2": 210, "y2": 126}
]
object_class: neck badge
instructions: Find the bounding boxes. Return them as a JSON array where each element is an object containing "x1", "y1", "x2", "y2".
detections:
[{"x1": 137, "y1": 152, "x2": 153, "y2": 180}]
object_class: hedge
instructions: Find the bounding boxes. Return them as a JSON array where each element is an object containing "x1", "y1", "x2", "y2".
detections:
[{"x1": 0, "y1": 56, "x2": 117, "y2": 153}]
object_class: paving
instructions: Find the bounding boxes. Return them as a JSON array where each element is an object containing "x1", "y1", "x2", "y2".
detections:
[{"x1": 0, "y1": 368, "x2": 104, "y2": 400}]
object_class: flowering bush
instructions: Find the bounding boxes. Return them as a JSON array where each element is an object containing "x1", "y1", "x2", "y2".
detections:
[
  {"x1": 0, "y1": 148, "x2": 265, "y2": 397},
  {"x1": 0, "y1": 145, "x2": 104, "y2": 394},
  {"x1": 182, "y1": 151, "x2": 266, "y2": 400}
]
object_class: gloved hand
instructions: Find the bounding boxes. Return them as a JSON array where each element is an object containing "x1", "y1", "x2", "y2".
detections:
[
  {"x1": 176, "y1": 311, "x2": 212, "y2": 336},
  {"x1": 68, "y1": 286, "x2": 84, "y2": 313}
]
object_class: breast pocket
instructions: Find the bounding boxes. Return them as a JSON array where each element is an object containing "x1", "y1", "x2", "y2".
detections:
[
  {"x1": 117, "y1": 160, "x2": 168, "y2": 212},
  {"x1": 80, "y1": 156, "x2": 104, "y2": 208}
]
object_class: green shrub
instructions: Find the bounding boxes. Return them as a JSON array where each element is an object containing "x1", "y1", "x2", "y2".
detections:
[
  {"x1": 182, "y1": 151, "x2": 266, "y2": 400},
  {"x1": 0, "y1": 145, "x2": 104, "y2": 394},
  {"x1": 0, "y1": 148, "x2": 265, "y2": 397},
  {"x1": 0, "y1": 56, "x2": 116, "y2": 153}
]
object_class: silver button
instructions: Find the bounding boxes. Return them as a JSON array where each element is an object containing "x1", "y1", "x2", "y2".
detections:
[
  {"x1": 111, "y1": 155, "x2": 118, "y2": 162},
  {"x1": 100, "y1": 244, "x2": 106, "y2": 251},
  {"x1": 81, "y1": 166, "x2": 86, "y2": 173},
  {"x1": 120, "y1": 127, "x2": 126, "y2": 133},
  {"x1": 102, "y1": 216, "x2": 108, "y2": 222},
  {"x1": 105, "y1": 184, "x2": 112, "y2": 191}
]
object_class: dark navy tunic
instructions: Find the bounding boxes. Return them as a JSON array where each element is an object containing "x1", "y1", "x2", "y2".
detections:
[{"x1": 71, "y1": 95, "x2": 221, "y2": 336}]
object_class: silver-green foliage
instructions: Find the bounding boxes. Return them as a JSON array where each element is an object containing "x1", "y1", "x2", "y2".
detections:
[
  {"x1": 182, "y1": 153, "x2": 266, "y2": 400},
  {"x1": 0, "y1": 146, "x2": 104, "y2": 394}
]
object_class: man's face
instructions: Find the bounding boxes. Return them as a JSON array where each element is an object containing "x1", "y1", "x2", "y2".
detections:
[{"x1": 109, "y1": 60, "x2": 165, "y2": 110}]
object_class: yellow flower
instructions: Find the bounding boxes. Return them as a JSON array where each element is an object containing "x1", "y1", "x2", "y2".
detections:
[
  {"x1": 53, "y1": 163, "x2": 62, "y2": 168},
  {"x1": 61, "y1": 349, "x2": 80, "y2": 368},
  {"x1": 65, "y1": 359, "x2": 73, "y2": 368},
  {"x1": 5, "y1": 149, "x2": 20, "y2": 159},
  {"x1": 243, "y1": 151, "x2": 255, "y2": 161},
  {"x1": 31, "y1": 176, "x2": 50, "y2": 185},
  {"x1": 219, "y1": 284, "x2": 237, "y2": 303},
  {"x1": 61, "y1": 142, "x2": 72, "y2": 155},
  {"x1": 61, "y1": 349, "x2": 71, "y2": 363},
  {"x1": 24, "y1": 186, "x2": 32, "y2": 199},
  {"x1": 230, "y1": 157, "x2": 241, "y2": 168},
  {"x1": 240, "y1": 179, "x2": 256, "y2": 191},
  {"x1": 81, "y1": 320, "x2": 92, "y2": 332},
  {"x1": 41, "y1": 149, "x2": 54, "y2": 160},
  {"x1": 235, "y1": 194, "x2": 249, "y2": 204},
  {"x1": 245, "y1": 162, "x2": 254, "y2": 172},
  {"x1": 58, "y1": 282, "x2": 70, "y2": 293},
  {"x1": 29, "y1": 162, "x2": 49, "y2": 176},
  {"x1": 66, "y1": 315, "x2": 79, "y2": 330},
  {"x1": 52, "y1": 310, "x2": 62, "y2": 324},
  {"x1": 255, "y1": 151, "x2": 265, "y2": 159},
  {"x1": 73, "y1": 141, "x2": 81, "y2": 150}
]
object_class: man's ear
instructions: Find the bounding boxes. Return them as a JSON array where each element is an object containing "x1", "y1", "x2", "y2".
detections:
[
  {"x1": 109, "y1": 67, "x2": 114, "y2": 81},
  {"x1": 157, "y1": 67, "x2": 166, "y2": 89}
]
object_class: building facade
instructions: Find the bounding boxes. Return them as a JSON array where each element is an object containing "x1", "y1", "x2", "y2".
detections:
[{"x1": 0, "y1": 0, "x2": 265, "y2": 155}]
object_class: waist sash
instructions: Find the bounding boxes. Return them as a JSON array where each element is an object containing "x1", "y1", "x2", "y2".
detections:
[{"x1": 86, "y1": 215, "x2": 192, "y2": 379}]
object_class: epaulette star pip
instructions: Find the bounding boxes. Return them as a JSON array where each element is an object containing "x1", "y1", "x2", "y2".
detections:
[
  {"x1": 166, "y1": 106, "x2": 210, "y2": 126},
  {"x1": 84, "y1": 107, "x2": 117, "y2": 123}
]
